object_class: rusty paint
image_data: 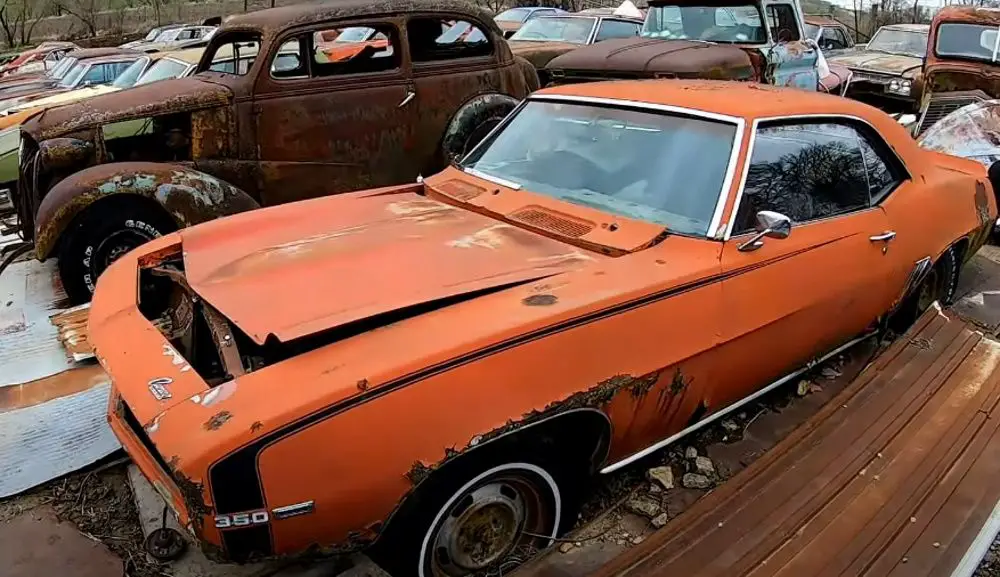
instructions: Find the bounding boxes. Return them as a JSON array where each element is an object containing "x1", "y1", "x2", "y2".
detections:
[
  {"x1": 203, "y1": 410, "x2": 232, "y2": 431},
  {"x1": 250, "y1": 421, "x2": 263, "y2": 434},
  {"x1": 522, "y1": 294, "x2": 558, "y2": 306},
  {"x1": 357, "y1": 379, "x2": 369, "y2": 392}
]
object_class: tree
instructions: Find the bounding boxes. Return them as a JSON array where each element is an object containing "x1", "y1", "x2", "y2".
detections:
[
  {"x1": 0, "y1": 0, "x2": 50, "y2": 48},
  {"x1": 55, "y1": 0, "x2": 100, "y2": 37}
]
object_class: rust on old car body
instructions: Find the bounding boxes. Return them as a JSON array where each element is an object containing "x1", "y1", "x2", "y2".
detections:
[
  {"x1": 915, "y1": 6, "x2": 1000, "y2": 135},
  {"x1": 15, "y1": 0, "x2": 537, "y2": 305}
]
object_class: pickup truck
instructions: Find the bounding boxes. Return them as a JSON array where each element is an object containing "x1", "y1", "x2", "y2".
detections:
[
  {"x1": 544, "y1": 0, "x2": 847, "y2": 94},
  {"x1": 10, "y1": 0, "x2": 538, "y2": 303}
]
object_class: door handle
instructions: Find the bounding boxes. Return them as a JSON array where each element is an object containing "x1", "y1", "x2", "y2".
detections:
[
  {"x1": 398, "y1": 90, "x2": 415, "y2": 108},
  {"x1": 869, "y1": 231, "x2": 897, "y2": 242}
]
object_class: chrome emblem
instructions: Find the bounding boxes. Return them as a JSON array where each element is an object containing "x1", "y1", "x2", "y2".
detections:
[{"x1": 148, "y1": 377, "x2": 173, "y2": 401}]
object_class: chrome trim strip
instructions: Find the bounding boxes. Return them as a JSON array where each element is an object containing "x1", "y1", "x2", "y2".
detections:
[
  {"x1": 463, "y1": 167, "x2": 523, "y2": 190},
  {"x1": 724, "y1": 113, "x2": 912, "y2": 241},
  {"x1": 527, "y1": 93, "x2": 746, "y2": 240},
  {"x1": 600, "y1": 332, "x2": 874, "y2": 474},
  {"x1": 272, "y1": 500, "x2": 315, "y2": 520}
]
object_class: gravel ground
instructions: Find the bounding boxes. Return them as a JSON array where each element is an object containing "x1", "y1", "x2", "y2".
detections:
[{"x1": 976, "y1": 537, "x2": 1000, "y2": 577}]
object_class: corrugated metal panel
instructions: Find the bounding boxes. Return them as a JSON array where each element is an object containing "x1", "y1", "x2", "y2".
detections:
[{"x1": 538, "y1": 307, "x2": 1000, "y2": 577}]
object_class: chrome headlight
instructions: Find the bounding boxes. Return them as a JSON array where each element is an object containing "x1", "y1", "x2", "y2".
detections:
[{"x1": 887, "y1": 78, "x2": 912, "y2": 96}]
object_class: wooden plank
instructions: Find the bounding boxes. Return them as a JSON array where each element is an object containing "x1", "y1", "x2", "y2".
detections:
[{"x1": 566, "y1": 308, "x2": 1000, "y2": 577}]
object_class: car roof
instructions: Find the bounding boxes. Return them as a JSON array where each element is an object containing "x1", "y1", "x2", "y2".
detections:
[
  {"x1": 880, "y1": 23, "x2": 929, "y2": 32},
  {"x1": 933, "y1": 5, "x2": 1000, "y2": 23},
  {"x1": 159, "y1": 46, "x2": 206, "y2": 64},
  {"x1": 535, "y1": 79, "x2": 883, "y2": 122},
  {"x1": 80, "y1": 54, "x2": 144, "y2": 65},
  {"x1": 66, "y1": 47, "x2": 134, "y2": 60},
  {"x1": 223, "y1": 0, "x2": 498, "y2": 35}
]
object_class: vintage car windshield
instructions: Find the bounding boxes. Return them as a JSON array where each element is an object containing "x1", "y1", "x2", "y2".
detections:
[
  {"x1": 135, "y1": 57, "x2": 188, "y2": 85},
  {"x1": 642, "y1": 4, "x2": 766, "y2": 43},
  {"x1": 510, "y1": 16, "x2": 596, "y2": 43},
  {"x1": 935, "y1": 23, "x2": 1000, "y2": 63},
  {"x1": 58, "y1": 62, "x2": 87, "y2": 88},
  {"x1": 461, "y1": 100, "x2": 736, "y2": 237},
  {"x1": 497, "y1": 8, "x2": 532, "y2": 23},
  {"x1": 49, "y1": 56, "x2": 76, "y2": 79},
  {"x1": 155, "y1": 28, "x2": 182, "y2": 43},
  {"x1": 111, "y1": 57, "x2": 149, "y2": 88},
  {"x1": 868, "y1": 28, "x2": 927, "y2": 57}
]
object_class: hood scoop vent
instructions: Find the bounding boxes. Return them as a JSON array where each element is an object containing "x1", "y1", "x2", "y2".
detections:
[
  {"x1": 434, "y1": 179, "x2": 486, "y2": 201},
  {"x1": 509, "y1": 206, "x2": 595, "y2": 238}
]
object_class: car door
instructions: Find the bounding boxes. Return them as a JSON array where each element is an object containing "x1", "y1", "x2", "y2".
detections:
[
  {"x1": 764, "y1": 2, "x2": 819, "y2": 90},
  {"x1": 713, "y1": 119, "x2": 895, "y2": 411},
  {"x1": 252, "y1": 18, "x2": 419, "y2": 205},
  {"x1": 406, "y1": 14, "x2": 503, "y2": 174}
]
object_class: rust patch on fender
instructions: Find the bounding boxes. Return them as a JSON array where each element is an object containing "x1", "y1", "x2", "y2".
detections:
[
  {"x1": 522, "y1": 294, "x2": 558, "y2": 306},
  {"x1": 204, "y1": 410, "x2": 232, "y2": 431}
]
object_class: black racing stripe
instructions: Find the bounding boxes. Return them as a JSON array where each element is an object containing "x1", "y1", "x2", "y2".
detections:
[{"x1": 207, "y1": 235, "x2": 845, "y2": 556}]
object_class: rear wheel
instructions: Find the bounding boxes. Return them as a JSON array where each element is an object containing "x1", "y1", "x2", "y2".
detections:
[
  {"x1": 57, "y1": 199, "x2": 176, "y2": 304},
  {"x1": 890, "y1": 246, "x2": 958, "y2": 333}
]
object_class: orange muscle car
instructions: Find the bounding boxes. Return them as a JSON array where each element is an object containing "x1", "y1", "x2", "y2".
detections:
[{"x1": 93, "y1": 80, "x2": 997, "y2": 575}]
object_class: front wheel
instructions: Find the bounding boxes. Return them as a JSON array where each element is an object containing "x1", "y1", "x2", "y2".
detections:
[
  {"x1": 57, "y1": 200, "x2": 177, "y2": 304},
  {"x1": 372, "y1": 448, "x2": 582, "y2": 577}
]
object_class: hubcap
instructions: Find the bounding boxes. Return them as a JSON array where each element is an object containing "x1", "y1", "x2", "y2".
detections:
[
  {"x1": 430, "y1": 476, "x2": 550, "y2": 577},
  {"x1": 93, "y1": 228, "x2": 155, "y2": 272}
]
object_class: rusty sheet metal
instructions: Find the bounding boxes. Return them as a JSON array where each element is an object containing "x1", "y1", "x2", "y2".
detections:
[
  {"x1": 22, "y1": 76, "x2": 232, "y2": 143},
  {"x1": 510, "y1": 41, "x2": 581, "y2": 70},
  {"x1": 554, "y1": 306, "x2": 1000, "y2": 577},
  {"x1": 919, "y1": 99, "x2": 1000, "y2": 167},
  {"x1": 829, "y1": 51, "x2": 923, "y2": 77},
  {"x1": 545, "y1": 38, "x2": 757, "y2": 81},
  {"x1": 179, "y1": 188, "x2": 604, "y2": 344},
  {"x1": 50, "y1": 304, "x2": 94, "y2": 362},
  {"x1": 927, "y1": 6, "x2": 1000, "y2": 71}
]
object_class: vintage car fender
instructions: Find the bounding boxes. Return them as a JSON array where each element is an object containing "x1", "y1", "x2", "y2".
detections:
[{"x1": 34, "y1": 161, "x2": 259, "y2": 259}]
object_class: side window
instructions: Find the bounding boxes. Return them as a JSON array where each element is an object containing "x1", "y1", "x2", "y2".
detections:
[
  {"x1": 202, "y1": 35, "x2": 262, "y2": 75},
  {"x1": 595, "y1": 19, "x2": 641, "y2": 41},
  {"x1": 820, "y1": 26, "x2": 848, "y2": 49},
  {"x1": 311, "y1": 24, "x2": 400, "y2": 75},
  {"x1": 105, "y1": 62, "x2": 131, "y2": 82},
  {"x1": 766, "y1": 4, "x2": 800, "y2": 41},
  {"x1": 408, "y1": 18, "x2": 491, "y2": 62},
  {"x1": 857, "y1": 130, "x2": 904, "y2": 204},
  {"x1": 733, "y1": 122, "x2": 869, "y2": 235},
  {"x1": 81, "y1": 65, "x2": 105, "y2": 85},
  {"x1": 835, "y1": 28, "x2": 851, "y2": 47},
  {"x1": 271, "y1": 38, "x2": 306, "y2": 78}
]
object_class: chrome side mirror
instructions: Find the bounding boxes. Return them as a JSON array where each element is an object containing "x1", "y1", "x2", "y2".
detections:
[{"x1": 738, "y1": 210, "x2": 792, "y2": 252}]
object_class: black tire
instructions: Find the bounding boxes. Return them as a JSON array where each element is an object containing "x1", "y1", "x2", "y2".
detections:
[
  {"x1": 57, "y1": 199, "x2": 177, "y2": 304},
  {"x1": 371, "y1": 441, "x2": 586, "y2": 577},
  {"x1": 890, "y1": 246, "x2": 959, "y2": 333},
  {"x1": 441, "y1": 94, "x2": 519, "y2": 165}
]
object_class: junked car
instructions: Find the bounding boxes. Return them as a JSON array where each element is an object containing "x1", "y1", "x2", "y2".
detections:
[
  {"x1": 495, "y1": 6, "x2": 569, "y2": 38},
  {"x1": 508, "y1": 14, "x2": 642, "y2": 83},
  {"x1": 129, "y1": 25, "x2": 218, "y2": 53},
  {"x1": 12, "y1": 0, "x2": 537, "y2": 304},
  {"x1": 803, "y1": 14, "x2": 854, "y2": 55},
  {"x1": 93, "y1": 79, "x2": 994, "y2": 574},
  {"x1": 0, "y1": 46, "x2": 120, "y2": 96},
  {"x1": 828, "y1": 23, "x2": 928, "y2": 113},
  {"x1": 120, "y1": 24, "x2": 187, "y2": 50},
  {"x1": 912, "y1": 7, "x2": 1000, "y2": 136},
  {"x1": 0, "y1": 42, "x2": 77, "y2": 77},
  {"x1": 0, "y1": 52, "x2": 143, "y2": 113}
]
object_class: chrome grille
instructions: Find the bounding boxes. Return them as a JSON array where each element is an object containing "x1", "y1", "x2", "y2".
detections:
[
  {"x1": 917, "y1": 95, "x2": 983, "y2": 135},
  {"x1": 850, "y1": 70, "x2": 893, "y2": 85}
]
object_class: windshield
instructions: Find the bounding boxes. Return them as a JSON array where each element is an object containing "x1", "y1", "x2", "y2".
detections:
[
  {"x1": 155, "y1": 28, "x2": 181, "y2": 43},
  {"x1": 496, "y1": 8, "x2": 532, "y2": 23},
  {"x1": 935, "y1": 23, "x2": 1000, "y2": 63},
  {"x1": 461, "y1": 100, "x2": 737, "y2": 237},
  {"x1": 144, "y1": 28, "x2": 162, "y2": 41},
  {"x1": 642, "y1": 4, "x2": 766, "y2": 43},
  {"x1": 804, "y1": 23, "x2": 819, "y2": 40},
  {"x1": 335, "y1": 26, "x2": 375, "y2": 43},
  {"x1": 510, "y1": 17, "x2": 596, "y2": 43},
  {"x1": 58, "y1": 62, "x2": 87, "y2": 88},
  {"x1": 111, "y1": 57, "x2": 148, "y2": 88},
  {"x1": 868, "y1": 27, "x2": 927, "y2": 57},
  {"x1": 135, "y1": 57, "x2": 188, "y2": 85},
  {"x1": 49, "y1": 56, "x2": 76, "y2": 79}
]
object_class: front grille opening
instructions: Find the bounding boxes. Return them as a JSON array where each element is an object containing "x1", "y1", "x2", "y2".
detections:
[
  {"x1": 917, "y1": 96, "x2": 982, "y2": 136},
  {"x1": 118, "y1": 396, "x2": 176, "y2": 477}
]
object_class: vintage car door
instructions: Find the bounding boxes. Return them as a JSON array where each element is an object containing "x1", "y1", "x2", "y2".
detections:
[
  {"x1": 405, "y1": 15, "x2": 505, "y2": 172},
  {"x1": 251, "y1": 18, "x2": 421, "y2": 206},
  {"x1": 763, "y1": 1, "x2": 819, "y2": 89},
  {"x1": 714, "y1": 119, "x2": 895, "y2": 411}
]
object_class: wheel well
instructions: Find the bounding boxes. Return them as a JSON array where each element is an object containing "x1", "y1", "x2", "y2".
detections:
[
  {"x1": 952, "y1": 236, "x2": 971, "y2": 265},
  {"x1": 53, "y1": 193, "x2": 177, "y2": 256}
]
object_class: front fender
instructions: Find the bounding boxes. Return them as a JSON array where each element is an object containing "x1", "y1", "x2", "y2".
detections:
[{"x1": 35, "y1": 161, "x2": 260, "y2": 260}]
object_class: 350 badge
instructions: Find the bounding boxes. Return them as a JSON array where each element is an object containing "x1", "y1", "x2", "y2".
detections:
[{"x1": 214, "y1": 511, "x2": 269, "y2": 528}]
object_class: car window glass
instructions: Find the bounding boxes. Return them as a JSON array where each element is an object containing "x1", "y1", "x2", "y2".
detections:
[
  {"x1": 642, "y1": 4, "x2": 766, "y2": 43},
  {"x1": 733, "y1": 122, "x2": 869, "y2": 235},
  {"x1": 821, "y1": 26, "x2": 848, "y2": 49},
  {"x1": 202, "y1": 36, "x2": 261, "y2": 75},
  {"x1": 835, "y1": 28, "x2": 850, "y2": 46},
  {"x1": 112, "y1": 57, "x2": 148, "y2": 88},
  {"x1": 856, "y1": 130, "x2": 903, "y2": 204},
  {"x1": 408, "y1": 18, "x2": 491, "y2": 62},
  {"x1": 766, "y1": 4, "x2": 800, "y2": 41},
  {"x1": 271, "y1": 38, "x2": 305, "y2": 78},
  {"x1": 135, "y1": 58, "x2": 188, "y2": 85},
  {"x1": 596, "y1": 19, "x2": 641, "y2": 41},
  {"x1": 81, "y1": 64, "x2": 105, "y2": 85},
  {"x1": 310, "y1": 24, "x2": 399, "y2": 75}
]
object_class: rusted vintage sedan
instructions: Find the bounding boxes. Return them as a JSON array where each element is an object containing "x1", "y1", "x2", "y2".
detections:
[
  {"x1": 94, "y1": 80, "x2": 995, "y2": 575},
  {"x1": 13, "y1": 0, "x2": 537, "y2": 304},
  {"x1": 828, "y1": 23, "x2": 929, "y2": 113}
]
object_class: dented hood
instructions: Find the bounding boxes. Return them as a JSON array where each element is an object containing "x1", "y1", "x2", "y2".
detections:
[
  {"x1": 178, "y1": 188, "x2": 598, "y2": 344},
  {"x1": 22, "y1": 75, "x2": 232, "y2": 142},
  {"x1": 545, "y1": 37, "x2": 756, "y2": 80}
]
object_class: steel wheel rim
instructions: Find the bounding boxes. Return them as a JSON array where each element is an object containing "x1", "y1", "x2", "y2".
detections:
[{"x1": 93, "y1": 228, "x2": 155, "y2": 272}]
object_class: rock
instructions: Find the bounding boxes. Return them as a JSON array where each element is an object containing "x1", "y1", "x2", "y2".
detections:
[
  {"x1": 651, "y1": 513, "x2": 669, "y2": 529},
  {"x1": 649, "y1": 483, "x2": 662, "y2": 494},
  {"x1": 796, "y1": 379, "x2": 813, "y2": 396},
  {"x1": 647, "y1": 466, "x2": 674, "y2": 490},
  {"x1": 821, "y1": 366, "x2": 841, "y2": 380},
  {"x1": 809, "y1": 382, "x2": 823, "y2": 394},
  {"x1": 694, "y1": 456, "x2": 715, "y2": 476},
  {"x1": 685, "y1": 446, "x2": 698, "y2": 459},
  {"x1": 626, "y1": 496, "x2": 661, "y2": 519},
  {"x1": 683, "y1": 473, "x2": 712, "y2": 489},
  {"x1": 559, "y1": 542, "x2": 575, "y2": 554},
  {"x1": 721, "y1": 419, "x2": 739, "y2": 432},
  {"x1": 632, "y1": 536, "x2": 645, "y2": 545}
]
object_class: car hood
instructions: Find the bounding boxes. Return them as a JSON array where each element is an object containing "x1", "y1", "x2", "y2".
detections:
[
  {"x1": 178, "y1": 186, "x2": 601, "y2": 344},
  {"x1": 546, "y1": 37, "x2": 756, "y2": 80},
  {"x1": 510, "y1": 40, "x2": 581, "y2": 67},
  {"x1": 829, "y1": 50, "x2": 922, "y2": 76},
  {"x1": 22, "y1": 75, "x2": 231, "y2": 142},
  {"x1": 1, "y1": 84, "x2": 117, "y2": 116}
]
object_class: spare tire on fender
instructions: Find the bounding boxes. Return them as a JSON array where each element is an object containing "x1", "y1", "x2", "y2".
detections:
[{"x1": 442, "y1": 93, "x2": 520, "y2": 164}]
